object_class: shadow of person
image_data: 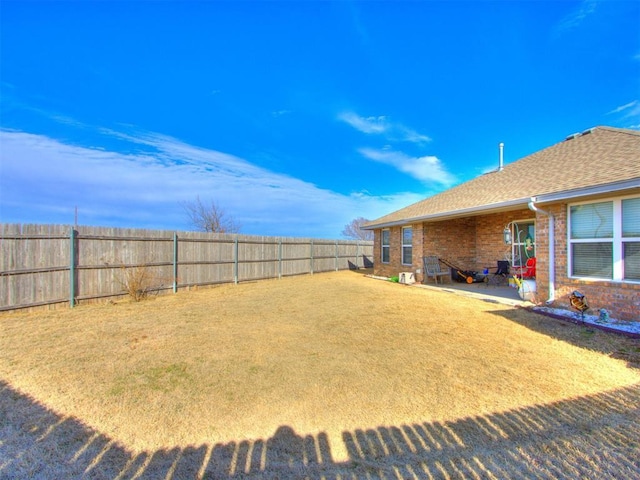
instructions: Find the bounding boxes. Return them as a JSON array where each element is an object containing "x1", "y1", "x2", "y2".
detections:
[
  {"x1": 205, "y1": 426, "x2": 335, "y2": 478},
  {"x1": 265, "y1": 425, "x2": 305, "y2": 472}
]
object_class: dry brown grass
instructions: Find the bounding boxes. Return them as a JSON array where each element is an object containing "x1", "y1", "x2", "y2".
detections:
[{"x1": 1, "y1": 270, "x2": 639, "y2": 479}]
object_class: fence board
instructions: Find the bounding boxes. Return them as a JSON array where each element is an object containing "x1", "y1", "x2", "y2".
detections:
[
  {"x1": 0, "y1": 224, "x2": 71, "y2": 309},
  {"x1": 0, "y1": 224, "x2": 373, "y2": 311}
]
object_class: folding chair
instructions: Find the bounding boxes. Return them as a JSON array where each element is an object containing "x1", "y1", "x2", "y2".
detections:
[
  {"x1": 423, "y1": 256, "x2": 451, "y2": 284},
  {"x1": 485, "y1": 260, "x2": 510, "y2": 286}
]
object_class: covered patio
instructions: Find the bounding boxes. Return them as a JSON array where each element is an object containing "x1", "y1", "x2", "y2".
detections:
[{"x1": 417, "y1": 276, "x2": 533, "y2": 307}]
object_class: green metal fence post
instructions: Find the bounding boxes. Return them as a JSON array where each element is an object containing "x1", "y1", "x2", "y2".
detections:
[
  {"x1": 234, "y1": 236, "x2": 239, "y2": 284},
  {"x1": 278, "y1": 239, "x2": 282, "y2": 279},
  {"x1": 69, "y1": 228, "x2": 77, "y2": 308},
  {"x1": 173, "y1": 232, "x2": 178, "y2": 293}
]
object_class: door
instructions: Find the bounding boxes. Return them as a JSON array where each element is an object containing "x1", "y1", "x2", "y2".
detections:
[{"x1": 511, "y1": 221, "x2": 535, "y2": 268}]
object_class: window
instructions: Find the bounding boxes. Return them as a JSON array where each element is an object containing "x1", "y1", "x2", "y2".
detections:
[
  {"x1": 569, "y1": 196, "x2": 640, "y2": 281},
  {"x1": 381, "y1": 229, "x2": 390, "y2": 263},
  {"x1": 402, "y1": 227, "x2": 413, "y2": 265}
]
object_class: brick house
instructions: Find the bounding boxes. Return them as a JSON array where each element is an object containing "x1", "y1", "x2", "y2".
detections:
[{"x1": 363, "y1": 126, "x2": 640, "y2": 321}]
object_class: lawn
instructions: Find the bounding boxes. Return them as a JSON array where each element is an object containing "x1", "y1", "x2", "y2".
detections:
[{"x1": 1, "y1": 270, "x2": 639, "y2": 479}]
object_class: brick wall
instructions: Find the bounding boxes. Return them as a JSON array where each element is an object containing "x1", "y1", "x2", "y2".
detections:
[
  {"x1": 373, "y1": 224, "x2": 422, "y2": 280},
  {"x1": 475, "y1": 209, "x2": 534, "y2": 270},
  {"x1": 422, "y1": 218, "x2": 477, "y2": 273}
]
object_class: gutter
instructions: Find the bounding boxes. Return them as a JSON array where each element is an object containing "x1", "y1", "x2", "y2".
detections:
[
  {"x1": 534, "y1": 178, "x2": 640, "y2": 204},
  {"x1": 528, "y1": 197, "x2": 555, "y2": 303}
]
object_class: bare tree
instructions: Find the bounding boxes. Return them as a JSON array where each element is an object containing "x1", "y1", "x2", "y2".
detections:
[
  {"x1": 183, "y1": 196, "x2": 241, "y2": 233},
  {"x1": 342, "y1": 217, "x2": 373, "y2": 241}
]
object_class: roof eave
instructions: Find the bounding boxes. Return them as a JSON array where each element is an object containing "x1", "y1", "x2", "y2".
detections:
[
  {"x1": 364, "y1": 178, "x2": 640, "y2": 230},
  {"x1": 362, "y1": 197, "x2": 531, "y2": 230},
  {"x1": 534, "y1": 178, "x2": 640, "y2": 204}
]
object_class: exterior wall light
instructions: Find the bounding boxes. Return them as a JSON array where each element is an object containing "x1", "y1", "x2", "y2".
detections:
[{"x1": 503, "y1": 225, "x2": 512, "y2": 245}]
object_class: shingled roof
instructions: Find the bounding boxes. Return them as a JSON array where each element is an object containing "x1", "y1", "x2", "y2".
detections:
[{"x1": 364, "y1": 126, "x2": 640, "y2": 229}]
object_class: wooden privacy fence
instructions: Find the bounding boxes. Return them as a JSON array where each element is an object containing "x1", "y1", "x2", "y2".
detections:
[{"x1": 0, "y1": 224, "x2": 374, "y2": 311}]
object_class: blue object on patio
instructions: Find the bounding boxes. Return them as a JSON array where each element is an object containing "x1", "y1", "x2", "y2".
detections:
[{"x1": 485, "y1": 260, "x2": 510, "y2": 287}]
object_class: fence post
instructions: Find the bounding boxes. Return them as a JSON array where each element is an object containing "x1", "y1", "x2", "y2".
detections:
[
  {"x1": 234, "y1": 236, "x2": 239, "y2": 284},
  {"x1": 69, "y1": 228, "x2": 77, "y2": 308},
  {"x1": 335, "y1": 241, "x2": 339, "y2": 271},
  {"x1": 310, "y1": 239, "x2": 314, "y2": 275},
  {"x1": 173, "y1": 232, "x2": 178, "y2": 293},
  {"x1": 356, "y1": 241, "x2": 360, "y2": 269},
  {"x1": 278, "y1": 238, "x2": 282, "y2": 279}
]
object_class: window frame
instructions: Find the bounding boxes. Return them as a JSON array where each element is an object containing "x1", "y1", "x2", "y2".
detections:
[
  {"x1": 381, "y1": 229, "x2": 390, "y2": 264},
  {"x1": 568, "y1": 195, "x2": 640, "y2": 282},
  {"x1": 402, "y1": 226, "x2": 413, "y2": 266}
]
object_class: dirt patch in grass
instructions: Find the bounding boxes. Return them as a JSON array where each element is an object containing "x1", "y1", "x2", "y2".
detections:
[{"x1": 1, "y1": 270, "x2": 639, "y2": 478}]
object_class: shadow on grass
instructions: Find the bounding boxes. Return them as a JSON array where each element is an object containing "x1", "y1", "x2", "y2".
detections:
[
  {"x1": 347, "y1": 264, "x2": 374, "y2": 275},
  {"x1": 2, "y1": 379, "x2": 639, "y2": 479},
  {"x1": 490, "y1": 308, "x2": 640, "y2": 369}
]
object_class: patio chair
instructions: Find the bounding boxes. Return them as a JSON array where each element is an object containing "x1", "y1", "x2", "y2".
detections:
[
  {"x1": 423, "y1": 256, "x2": 451, "y2": 284},
  {"x1": 511, "y1": 257, "x2": 536, "y2": 279},
  {"x1": 485, "y1": 260, "x2": 510, "y2": 287}
]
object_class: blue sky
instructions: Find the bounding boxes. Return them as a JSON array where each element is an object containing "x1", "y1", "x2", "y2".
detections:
[{"x1": 1, "y1": 0, "x2": 638, "y2": 238}]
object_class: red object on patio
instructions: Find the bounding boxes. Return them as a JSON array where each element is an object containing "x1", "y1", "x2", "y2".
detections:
[{"x1": 512, "y1": 257, "x2": 536, "y2": 279}]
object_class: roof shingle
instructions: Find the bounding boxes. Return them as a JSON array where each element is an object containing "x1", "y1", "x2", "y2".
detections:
[{"x1": 365, "y1": 126, "x2": 640, "y2": 228}]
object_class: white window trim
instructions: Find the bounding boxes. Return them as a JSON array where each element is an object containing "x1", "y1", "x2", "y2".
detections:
[
  {"x1": 402, "y1": 226, "x2": 413, "y2": 266},
  {"x1": 568, "y1": 194, "x2": 640, "y2": 283},
  {"x1": 381, "y1": 229, "x2": 390, "y2": 264}
]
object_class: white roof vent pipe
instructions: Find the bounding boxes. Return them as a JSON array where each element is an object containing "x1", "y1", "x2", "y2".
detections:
[{"x1": 499, "y1": 142, "x2": 504, "y2": 171}]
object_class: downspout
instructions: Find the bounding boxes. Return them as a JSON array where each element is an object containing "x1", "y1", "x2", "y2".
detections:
[{"x1": 528, "y1": 197, "x2": 555, "y2": 303}]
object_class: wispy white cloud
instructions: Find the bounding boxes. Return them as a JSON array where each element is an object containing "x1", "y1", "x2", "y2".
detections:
[
  {"x1": 339, "y1": 111, "x2": 431, "y2": 144},
  {"x1": 0, "y1": 128, "x2": 424, "y2": 237},
  {"x1": 607, "y1": 100, "x2": 639, "y2": 115},
  {"x1": 340, "y1": 111, "x2": 444, "y2": 183},
  {"x1": 398, "y1": 127, "x2": 431, "y2": 144},
  {"x1": 555, "y1": 0, "x2": 598, "y2": 34},
  {"x1": 271, "y1": 109, "x2": 292, "y2": 117},
  {"x1": 339, "y1": 112, "x2": 388, "y2": 134},
  {"x1": 606, "y1": 100, "x2": 640, "y2": 129},
  {"x1": 346, "y1": 0, "x2": 370, "y2": 47},
  {"x1": 358, "y1": 147, "x2": 455, "y2": 186}
]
